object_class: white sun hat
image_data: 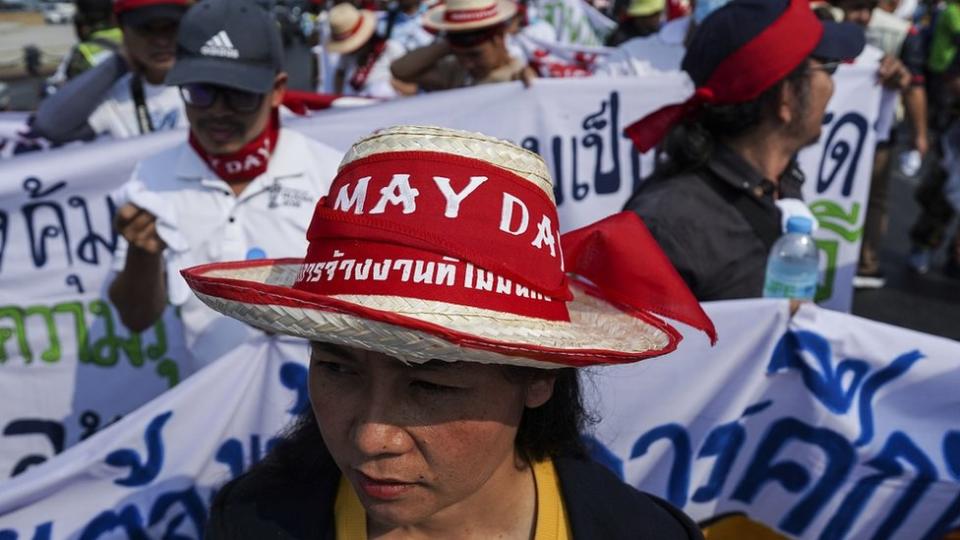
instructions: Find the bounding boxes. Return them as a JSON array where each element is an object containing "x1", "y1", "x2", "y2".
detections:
[
  {"x1": 182, "y1": 126, "x2": 716, "y2": 369},
  {"x1": 423, "y1": 0, "x2": 518, "y2": 33},
  {"x1": 326, "y1": 3, "x2": 378, "y2": 54}
]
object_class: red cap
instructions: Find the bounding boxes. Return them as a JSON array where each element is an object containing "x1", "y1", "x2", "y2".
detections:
[{"x1": 114, "y1": 0, "x2": 189, "y2": 15}]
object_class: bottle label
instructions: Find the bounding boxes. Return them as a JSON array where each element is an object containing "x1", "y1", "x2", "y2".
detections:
[{"x1": 763, "y1": 280, "x2": 816, "y2": 300}]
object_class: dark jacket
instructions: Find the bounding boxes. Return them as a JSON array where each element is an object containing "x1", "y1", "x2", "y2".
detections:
[
  {"x1": 206, "y1": 456, "x2": 704, "y2": 539},
  {"x1": 624, "y1": 144, "x2": 803, "y2": 301}
]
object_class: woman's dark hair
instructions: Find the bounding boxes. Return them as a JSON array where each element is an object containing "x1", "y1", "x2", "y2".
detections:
[
  {"x1": 654, "y1": 58, "x2": 812, "y2": 178},
  {"x1": 250, "y1": 366, "x2": 591, "y2": 482}
]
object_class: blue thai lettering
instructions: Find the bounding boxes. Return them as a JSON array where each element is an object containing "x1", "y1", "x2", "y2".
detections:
[
  {"x1": 216, "y1": 434, "x2": 280, "y2": 480},
  {"x1": 148, "y1": 486, "x2": 207, "y2": 538},
  {"x1": 852, "y1": 349, "x2": 924, "y2": 447},
  {"x1": 67, "y1": 195, "x2": 117, "y2": 265},
  {"x1": 279, "y1": 362, "x2": 309, "y2": 415},
  {"x1": 821, "y1": 431, "x2": 936, "y2": 539},
  {"x1": 630, "y1": 424, "x2": 691, "y2": 508},
  {"x1": 732, "y1": 417, "x2": 855, "y2": 535},
  {"x1": 78, "y1": 506, "x2": 148, "y2": 540},
  {"x1": 692, "y1": 401, "x2": 772, "y2": 504},
  {"x1": 21, "y1": 177, "x2": 72, "y2": 268},
  {"x1": 105, "y1": 411, "x2": 172, "y2": 487},
  {"x1": 769, "y1": 330, "x2": 869, "y2": 414},
  {"x1": 769, "y1": 330, "x2": 923, "y2": 447},
  {"x1": 0, "y1": 209, "x2": 8, "y2": 274},
  {"x1": 3, "y1": 419, "x2": 64, "y2": 477},
  {"x1": 0, "y1": 523, "x2": 51, "y2": 540},
  {"x1": 922, "y1": 431, "x2": 960, "y2": 540},
  {"x1": 816, "y1": 112, "x2": 868, "y2": 196},
  {"x1": 581, "y1": 92, "x2": 621, "y2": 195}
]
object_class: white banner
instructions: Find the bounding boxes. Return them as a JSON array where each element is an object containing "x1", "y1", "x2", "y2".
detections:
[
  {"x1": 0, "y1": 72, "x2": 879, "y2": 480},
  {"x1": 1, "y1": 301, "x2": 958, "y2": 539}
]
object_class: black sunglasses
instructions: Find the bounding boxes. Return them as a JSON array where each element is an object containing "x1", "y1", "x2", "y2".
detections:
[{"x1": 179, "y1": 83, "x2": 265, "y2": 113}]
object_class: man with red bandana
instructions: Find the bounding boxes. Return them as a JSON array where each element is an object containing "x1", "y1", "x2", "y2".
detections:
[
  {"x1": 622, "y1": 0, "x2": 865, "y2": 301},
  {"x1": 108, "y1": 0, "x2": 342, "y2": 370}
]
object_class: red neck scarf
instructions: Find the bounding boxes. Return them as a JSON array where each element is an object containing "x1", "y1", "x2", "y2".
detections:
[
  {"x1": 624, "y1": 0, "x2": 822, "y2": 153},
  {"x1": 350, "y1": 39, "x2": 388, "y2": 92},
  {"x1": 189, "y1": 110, "x2": 281, "y2": 185}
]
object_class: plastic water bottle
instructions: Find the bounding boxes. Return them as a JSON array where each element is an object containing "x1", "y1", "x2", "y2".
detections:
[{"x1": 763, "y1": 216, "x2": 820, "y2": 300}]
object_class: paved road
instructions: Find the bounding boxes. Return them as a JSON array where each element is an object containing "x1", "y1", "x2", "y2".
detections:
[{"x1": 851, "y1": 157, "x2": 960, "y2": 341}]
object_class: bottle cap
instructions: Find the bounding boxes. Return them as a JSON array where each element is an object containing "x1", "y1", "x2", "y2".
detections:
[{"x1": 786, "y1": 216, "x2": 813, "y2": 234}]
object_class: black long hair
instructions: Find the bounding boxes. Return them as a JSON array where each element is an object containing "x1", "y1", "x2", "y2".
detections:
[
  {"x1": 653, "y1": 58, "x2": 813, "y2": 179},
  {"x1": 251, "y1": 366, "x2": 591, "y2": 482}
]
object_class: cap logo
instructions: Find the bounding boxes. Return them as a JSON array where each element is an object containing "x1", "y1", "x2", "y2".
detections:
[{"x1": 200, "y1": 30, "x2": 240, "y2": 59}]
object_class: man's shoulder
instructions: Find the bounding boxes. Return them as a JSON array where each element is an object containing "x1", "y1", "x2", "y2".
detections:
[
  {"x1": 555, "y1": 457, "x2": 703, "y2": 539},
  {"x1": 130, "y1": 142, "x2": 192, "y2": 188},
  {"x1": 626, "y1": 170, "x2": 722, "y2": 219},
  {"x1": 277, "y1": 128, "x2": 343, "y2": 171}
]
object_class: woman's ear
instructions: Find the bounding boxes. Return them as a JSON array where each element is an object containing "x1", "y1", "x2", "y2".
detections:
[{"x1": 524, "y1": 376, "x2": 556, "y2": 408}]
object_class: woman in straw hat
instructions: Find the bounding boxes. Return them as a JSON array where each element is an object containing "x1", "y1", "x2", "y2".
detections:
[
  {"x1": 193, "y1": 126, "x2": 714, "y2": 539},
  {"x1": 326, "y1": 4, "x2": 412, "y2": 98},
  {"x1": 390, "y1": 0, "x2": 535, "y2": 91}
]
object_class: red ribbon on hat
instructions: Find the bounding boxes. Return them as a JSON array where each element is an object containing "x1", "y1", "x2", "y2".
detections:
[
  {"x1": 293, "y1": 151, "x2": 717, "y2": 343},
  {"x1": 445, "y1": 3, "x2": 501, "y2": 22},
  {"x1": 624, "y1": 0, "x2": 822, "y2": 153}
]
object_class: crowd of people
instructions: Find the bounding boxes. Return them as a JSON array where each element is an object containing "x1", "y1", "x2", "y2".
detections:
[{"x1": 7, "y1": 0, "x2": 960, "y2": 535}]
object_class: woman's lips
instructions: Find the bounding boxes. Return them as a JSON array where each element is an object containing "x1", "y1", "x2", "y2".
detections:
[{"x1": 355, "y1": 471, "x2": 417, "y2": 500}]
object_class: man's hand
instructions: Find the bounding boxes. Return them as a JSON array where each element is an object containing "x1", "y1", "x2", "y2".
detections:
[
  {"x1": 877, "y1": 55, "x2": 910, "y2": 90},
  {"x1": 514, "y1": 66, "x2": 538, "y2": 88},
  {"x1": 115, "y1": 203, "x2": 166, "y2": 255},
  {"x1": 914, "y1": 133, "x2": 930, "y2": 156}
]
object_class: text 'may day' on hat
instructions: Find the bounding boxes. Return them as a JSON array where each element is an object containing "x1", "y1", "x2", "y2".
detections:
[
  {"x1": 424, "y1": 0, "x2": 518, "y2": 33},
  {"x1": 627, "y1": 0, "x2": 665, "y2": 17},
  {"x1": 326, "y1": 4, "x2": 378, "y2": 55},
  {"x1": 114, "y1": 0, "x2": 189, "y2": 27},
  {"x1": 182, "y1": 126, "x2": 717, "y2": 369},
  {"x1": 165, "y1": 0, "x2": 283, "y2": 94}
]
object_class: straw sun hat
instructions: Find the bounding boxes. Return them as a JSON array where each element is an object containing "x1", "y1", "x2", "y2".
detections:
[
  {"x1": 326, "y1": 3, "x2": 377, "y2": 54},
  {"x1": 423, "y1": 0, "x2": 518, "y2": 33},
  {"x1": 183, "y1": 126, "x2": 716, "y2": 369}
]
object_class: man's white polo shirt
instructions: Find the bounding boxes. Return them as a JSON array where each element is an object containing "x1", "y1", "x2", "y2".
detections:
[
  {"x1": 113, "y1": 127, "x2": 342, "y2": 370},
  {"x1": 596, "y1": 17, "x2": 689, "y2": 77}
]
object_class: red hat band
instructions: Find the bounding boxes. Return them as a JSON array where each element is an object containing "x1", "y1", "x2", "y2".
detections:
[
  {"x1": 333, "y1": 16, "x2": 366, "y2": 41},
  {"x1": 293, "y1": 151, "x2": 572, "y2": 322},
  {"x1": 444, "y1": 4, "x2": 501, "y2": 23},
  {"x1": 625, "y1": 0, "x2": 823, "y2": 153},
  {"x1": 114, "y1": 0, "x2": 188, "y2": 15}
]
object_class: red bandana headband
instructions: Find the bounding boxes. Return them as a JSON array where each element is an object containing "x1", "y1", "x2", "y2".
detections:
[
  {"x1": 293, "y1": 151, "x2": 717, "y2": 342},
  {"x1": 624, "y1": 0, "x2": 823, "y2": 153}
]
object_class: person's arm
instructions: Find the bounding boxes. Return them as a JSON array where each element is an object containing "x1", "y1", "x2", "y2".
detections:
[
  {"x1": 390, "y1": 40, "x2": 453, "y2": 86},
  {"x1": 108, "y1": 203, "x2": 168, "y2": 333},
  {"x1": 30, "y1": 54, "x2": 127, "y2": 144}
]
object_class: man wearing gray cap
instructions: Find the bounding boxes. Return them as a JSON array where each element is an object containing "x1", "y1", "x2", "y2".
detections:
[{"x1": 108, "y1": 0, "x2": 343, "y2": 371}]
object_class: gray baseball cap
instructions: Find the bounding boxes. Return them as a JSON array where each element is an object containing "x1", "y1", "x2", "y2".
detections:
[{"x1": 165, "y1": 0, "x2": 284, "y2": 94}]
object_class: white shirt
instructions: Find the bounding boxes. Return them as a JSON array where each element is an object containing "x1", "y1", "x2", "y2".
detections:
[
  {"x1": 378, "y1": 10, "x2": 435, "y2": 52},
  {"x1": 596, "y1": 16, "x2": 688, "y2": 76},
  {"x1": 336, "y1": 40, "x2": 406, "y2": 98},
  {"x1": 88, "y1": 72, "x2": 188, "y2": 139},
  {"x1": 113, "y1": 128, "x2": 343, "y2": 370}
]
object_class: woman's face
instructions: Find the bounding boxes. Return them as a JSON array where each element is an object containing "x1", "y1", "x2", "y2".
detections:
[{"x1": 308, "y1": 342, "x2": 554, "y2": 529}]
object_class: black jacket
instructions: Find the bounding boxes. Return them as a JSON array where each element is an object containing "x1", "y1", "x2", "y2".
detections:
[{"x1": 206, "y1": 456, "x2": 703, "y2": 539}]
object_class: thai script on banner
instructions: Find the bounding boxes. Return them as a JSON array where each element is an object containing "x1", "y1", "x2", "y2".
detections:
[
  {"x1": 1, "y1": 302, "x2": 957, "y2": 539},
  {"x1": 0, "y1": 72, "x2": 879, "y2": 480}
]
